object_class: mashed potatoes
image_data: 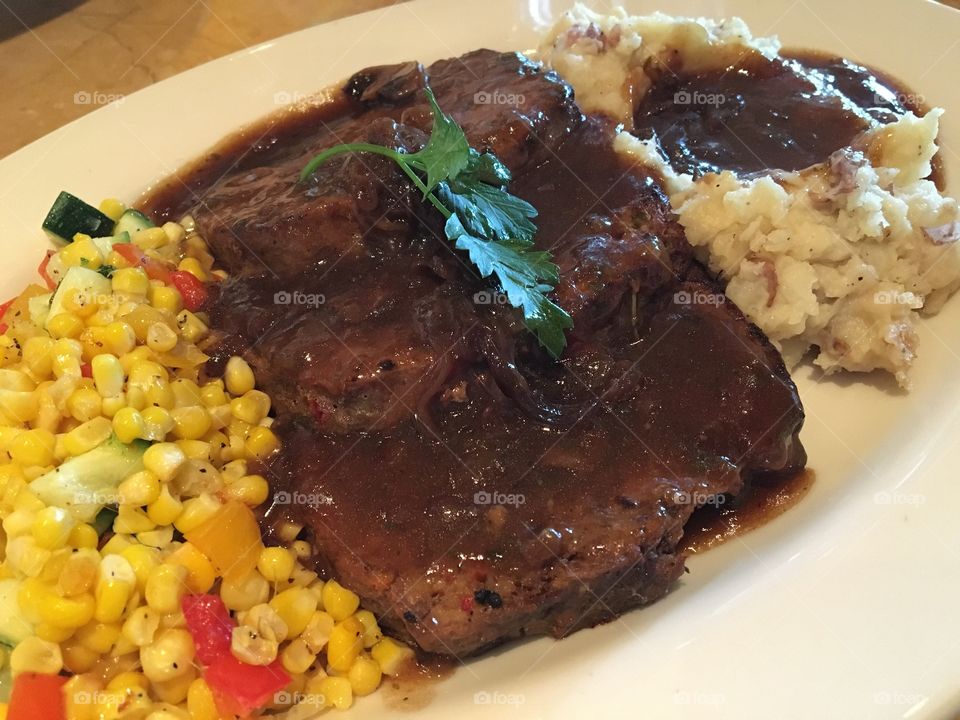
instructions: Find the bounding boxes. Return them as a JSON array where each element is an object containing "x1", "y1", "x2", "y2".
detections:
[{"x1": 541, "y1": 4, "x2": 960, "y2": 387}]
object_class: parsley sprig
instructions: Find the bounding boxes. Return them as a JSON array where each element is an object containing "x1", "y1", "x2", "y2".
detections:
[{"x1": 299, "y1": 89, "x2": 572, "y2": 358}]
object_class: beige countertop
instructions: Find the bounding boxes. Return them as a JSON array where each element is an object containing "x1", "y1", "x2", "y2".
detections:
[
  {"x1": 1, "y1": 0, "x2": 958, "y2": 159},
  {"x1": 0, "y1": 0, "x2": 401, "y2": 158}
]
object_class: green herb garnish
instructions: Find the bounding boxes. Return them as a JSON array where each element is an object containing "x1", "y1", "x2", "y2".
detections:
[{"x1": 299, "y1": 89, "x2": 572, "y2": 358}]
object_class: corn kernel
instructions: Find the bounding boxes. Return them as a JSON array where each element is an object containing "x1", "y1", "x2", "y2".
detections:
[
  {"x1": 63, "y1": 674, "x2": 101, "y2": 720},
  {"x1": 101, "y1": 322, "x2": 137, "y2": 356},
  {"x1": 118, "y1": 470, "x2": 161, "y2": 506},
  {"x1": 60, "y1": 236, "x2": 103, "y2": 269},
  {"x1": 146, "y1": 322, "x2": 179, "y2": 353},
  {"x1": 150, "y1": 286, "x2": 183, "y2": 314},
  {"x1": 10, "y1": 636, "x2": 63, "y2": 675},
  {"x1": 370, "y1": 637, "x2": 415, "y2": 676},
  {"x1": 99, "y1": 198, "x2": 125, "y2": 220},
  {"x1": 66, "y1": 386, "x2": 103, "y2": 423},
  {"x1": 106, "y1": 670, "x2": 149, "y2": 693},
  {"x1": 225, "y1": 473, "x2": 269, "y2": 507},
  {"x1": 95, "y1": 555, "x2": 136, "y2": 623},
  {"x1": 62, "y1": 287, "x2": 99, "y2": 318},
  {"x1": 230, "y1": 391, "x2": 271, "y2": 424},
  {"x1": 280, "y1": 638, "x2": 316, "y2": 675},
  {"x1": 139, "y1": 526, "x2": 175, "y2": 550},
  {"x1": 175, "y1": 439, "x2": 211, "y2": 461},
  {"x1": 22, "y1": 336, "x2": 55, "y2": 378},
  {"x1": 328, "y1": 617, "x2": 364, "y2": 672},
  {"x1": 100, "y1": 393, "x2": 126, "y2": 418},
  {"x1": 170, "y1": 406, "x2": 211, "y2": 440},
  {"x1": 113, "y1": 505, "x2": 156, "y2": 535},
  {"x1": 354, "y1": 609, "x2": 383, "y2": 648},
  {"x1": 9, "y1": 428, "x2": 55, "y2": 467},
  {"x1": 133, "y1": 227, "x2": 168, "y2": 251},
  {"x1": 32, "y1": 506, "x2": 75, "y2": 549},
  {"x1": 91, "y1": 354, "x2": 124, "y2": 397},
  {"x1": 269, "y1": 587, "x2": 317, "y2": 638},
  {"x1": 257, "y1": 547, "x2": 295, "y2": 583},
  {"x1": 111, "y1": 267, "x2": 151, "y2": 296},
  {"x1": 121, "y1": 544, "x2": 161, "y2": 588},
  {"x1": 141, "y1": 406, "x2": 174, "y2": 441},
  {"x1": 38, "y1": 591, "x2": 96, "y2": 629},
  {"x1": 146, "y1": 484, "x2": 183, "y2": 526},
  {"x1": 224, "y1": 356, "x2": 255, "y2": 395},
  {"x1": 145, "y1": 564, "x2": 188, "y2": 615},
  {"x1": 35, "y1": 622, "x2": 73, "y2": 643},
  {"x1": 348, "y1": 654, "x2": 383, "y2": 696},
  {"x1": 112, "y1": 407, "x2": 146, "y2": 444},
  {"x1": 143, "y1": 442, "x2": 186, "y2": 483},
  {"x1": 186, "y1": 677, "x2": 219, "y2": 720},
  {"x1": 63, "y1": 417, "x2": 112, "y2": 456},
  {"x1": 230, "y1": 625, "x2": 278, "y2": 666},
  {"x1": 152, "y1": 668, "x2": 197, "y2": 706},
  {"x1": 244, "y1": 426, "x2": 279, "y2": 460},
  {"x1": 176, "y1": 309, "x2": 209, "y2": 343},
  {"x1": 319, "y1": 676, "x2": 353, "y2": 710},
  {"x1": 122, "y1": 605, "x2": 160, "y2": 647},
  {"x1": 61, "y1": 640, "x2": 99, "y2": 673},
  {"x1": 301, "y1": 610, "x2": 335, "y2": 654},
  {"x1": 220, "y1": 570, "x2": 269, "y2": 612},
  {"x1": 75, "y1": 621, "x2": 120, "y2": 654},
  {"x1": 322, "y1": 580, "x2": 360, "y2": 622},
  {"x1": 68, "y1": 523, "x2": 99, "y2": 550},
  {"x1": 198, "y1": 381, "x2": 227, "y2": 407},
  {"x1": 140, "y1": 628, "x2": 194, "y2": 683},
  {"x1": 99, "y1": 533, "x2": 132, "y2": 556},
  {"x1": 58, "y1": 548, "x2": 100, "y2": 597},
  {"x1": 47, "y1": 313, "x2": 86, "y2": 339},
  {"x1": 173, "y1": 494, "x2": 222, "y2": 534}
]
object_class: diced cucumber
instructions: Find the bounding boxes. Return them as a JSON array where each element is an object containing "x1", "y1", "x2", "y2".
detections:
[
  {"x1": 91, "y1": 230, "x2": 130, "y2": 258},
  {"x1": 30, "y1": 435, "x2": 149, "y2": 521},
  {"x1": 0, "y1": 578, "x2": 33, "y2": 647},
  {"x1": 45, "y1": 266, "x2": 111, "y2": 330},
  {"x1": 114, "y1": 209, "x2": 155, "y2": 238},
  {"x1": 27, "y1": 292, "x2": 52, "y2": 328},
  {"x1": 42, "y1": 191, "x2": 114, "y2": 243}
]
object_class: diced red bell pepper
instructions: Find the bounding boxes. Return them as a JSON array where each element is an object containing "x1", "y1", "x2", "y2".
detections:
[
  {"x1": 80, "y1": 362, "x2": 93, "y2": 378},
  {"x1": 8, "y1": 672, "x2": 68, "y2": 720},
  {"x1": 37, "y1": 250, "x2": 57, "y2": 290},
  {"x1": 113, "y1": 244, "x2": 208, "y2": 311},
  {"x1": 112, "y1": 243, "x2": 173, "y2": 284},
  {"x1": 169, "y1": 270, "x2": 208, "y2": 311},
  {"x1": 181, "y1": 593, "x2": 291, "y2": 716},
  {"x1": 182, "y1": 593, "x2": 233, "y2": 665},
  {"x1": 205, "y1": 654, "x2": 291, "y2": 717}
]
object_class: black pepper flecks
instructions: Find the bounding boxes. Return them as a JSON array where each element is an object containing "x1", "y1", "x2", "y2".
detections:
[
  {"x1": 473, "y1": 588, "x2": 503, "y2": 609},
  {"x1": 403, "y1": 610, "x2": 417, "y2": 623}
]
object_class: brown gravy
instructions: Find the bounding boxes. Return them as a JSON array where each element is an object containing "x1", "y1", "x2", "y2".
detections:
[
  {"x1": 633, "y1": 51, "x2": 942, "y2": 185},
  {"x1": 682, "y1": 470, "x2": 815, "y2": 554}
]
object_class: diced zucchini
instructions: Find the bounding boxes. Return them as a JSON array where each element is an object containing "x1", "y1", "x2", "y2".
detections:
[
  {"x1": 45, "y1": 266, "x2": 111, "y2": 330},
  {"x1": 30, "y1": 435, "x2": 149, "y2": 521},
  {"x1": 0, "y1": 578, "x2": 33, "y2": 647},
  {"x1": 42, "y1": 191, "x2": 114, "y2": 243},
  {"x1": 114, "y1": 209, "x2": 155, "y2": 238},
  {"x1": 27, "y1": 292, "x2": 52, "y2": 328}
]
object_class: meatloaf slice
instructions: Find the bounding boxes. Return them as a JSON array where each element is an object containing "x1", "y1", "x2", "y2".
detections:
[{"x1": 176, "y1": 49, "x2": 807, "y2": 658}]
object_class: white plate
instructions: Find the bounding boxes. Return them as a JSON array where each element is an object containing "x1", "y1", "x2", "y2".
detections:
[{"x1": 2, "y1": 1, "x2": 959, "y2": 718}]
